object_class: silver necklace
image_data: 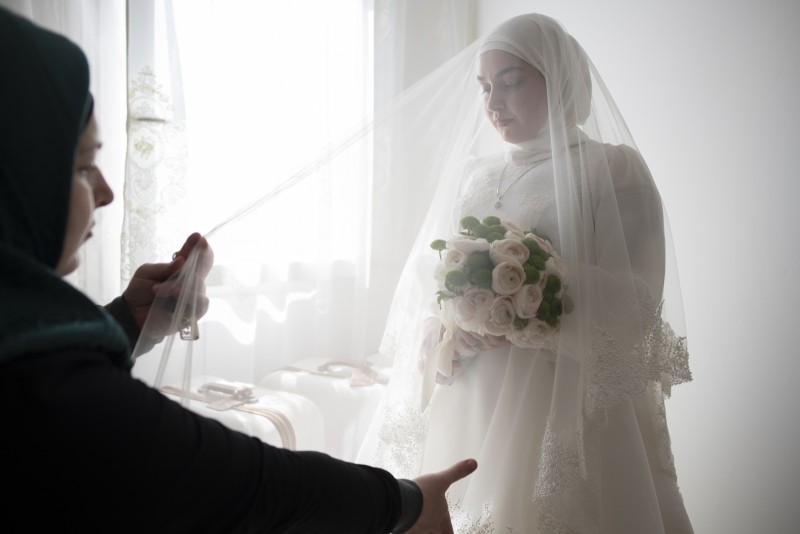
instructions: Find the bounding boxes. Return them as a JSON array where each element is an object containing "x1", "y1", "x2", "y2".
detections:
[{"x1": 494, "y1": 163, "x2": 535, "y2": 208}]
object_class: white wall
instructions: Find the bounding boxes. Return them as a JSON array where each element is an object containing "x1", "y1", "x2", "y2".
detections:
[{"x1": 476, "y1": 1, "x2": 800, "y2": 532}]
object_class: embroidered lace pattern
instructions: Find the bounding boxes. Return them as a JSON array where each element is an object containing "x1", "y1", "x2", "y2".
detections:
[
  {"x1": 373, "y1": 400, "x2": 429, "y2": 479},
  {"x1": 531, "y1": 282, "x2": 690, "y2": 532},
  {"x1": 124, "y1": 66, "x2": 189, "y2": 281},
  {"x1": 447, "y1": 498, "x2": 510, "y2": 534},
  {"x1": 533, "y1": 420, "x2": 602, "y2": 533},
  {"x1": 585, "y1": 282, "x2": 691, "y2": 419}
]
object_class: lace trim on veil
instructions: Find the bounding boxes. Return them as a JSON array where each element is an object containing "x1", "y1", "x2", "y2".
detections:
[
  {"x1": 532, "y1": 282, "x2": 690, "y2": 532},
  {"x1": 585, "y1": 282, "x2": 691, "y2": 417}
]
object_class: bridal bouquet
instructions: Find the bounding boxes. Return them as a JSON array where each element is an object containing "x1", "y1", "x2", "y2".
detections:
[{"x1": 429, "y1": 216, "x2": 572, "y2": 365}]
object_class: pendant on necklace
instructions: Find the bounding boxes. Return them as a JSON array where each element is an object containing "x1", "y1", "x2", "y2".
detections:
[{"x1": 494, "y1": 199, "x2": 502, "y2": 209}]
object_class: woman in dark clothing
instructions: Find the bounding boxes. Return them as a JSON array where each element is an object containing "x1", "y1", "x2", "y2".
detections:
[{"x1": 0, "y1": 7, "x2": 474, "y2": 533}]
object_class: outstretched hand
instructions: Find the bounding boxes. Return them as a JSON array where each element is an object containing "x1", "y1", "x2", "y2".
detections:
[
  {"x1": 122, "y1": 232, "x2": 214, "y2": 336},
  {"x1": 406, "y1": 459, "x2": 478, "y2": 533}
]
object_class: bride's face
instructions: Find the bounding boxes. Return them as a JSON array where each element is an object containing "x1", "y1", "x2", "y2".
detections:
[{"x1": 477, "y1": 49, "x2": 547, "y2": 144}]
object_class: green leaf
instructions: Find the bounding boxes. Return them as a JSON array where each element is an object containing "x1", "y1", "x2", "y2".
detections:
[{"x1": 436, "y1": 290, "x2": 455, "y2": 306}]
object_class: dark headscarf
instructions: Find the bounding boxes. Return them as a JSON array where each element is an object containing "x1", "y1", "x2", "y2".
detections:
[{"x1": 0, "y1": 7, "x2": 130, "y2": 366}]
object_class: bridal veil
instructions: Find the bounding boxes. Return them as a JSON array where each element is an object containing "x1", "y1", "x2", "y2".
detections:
[{"x1": 132, "y1": 12, "x2": 692, "y2": 533}]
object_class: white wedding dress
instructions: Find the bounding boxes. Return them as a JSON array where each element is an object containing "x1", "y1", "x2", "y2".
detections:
[{"x1": 359, "y1": 144, "x2": 694, "y2": 533}]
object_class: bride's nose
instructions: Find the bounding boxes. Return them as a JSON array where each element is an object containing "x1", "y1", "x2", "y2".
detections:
[{"x1": 486, "y1": 89, "x2": 504, "y2": 112}]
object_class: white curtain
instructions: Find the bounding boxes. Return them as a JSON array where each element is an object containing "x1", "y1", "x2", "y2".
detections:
[
  {"x1": 5, "y1": 0, "x2": 477, "y2": 388},
  {"x1": 126, "y1": 0, "x2": 380, "y2": 387},
  {"x1": 0, "y1": 0, "x2": 127, "y2": 305}
]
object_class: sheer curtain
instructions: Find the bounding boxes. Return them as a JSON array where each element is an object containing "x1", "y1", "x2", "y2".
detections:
[
  {"x1": 4, "y1": 0, "x2": 478, "y2": 401},
  {"x1": 0, "y1": 0, "x2": 127, "y2": 305},
  {"x1": 127, "y1": 0, "x2": 380, "y2": 387}
]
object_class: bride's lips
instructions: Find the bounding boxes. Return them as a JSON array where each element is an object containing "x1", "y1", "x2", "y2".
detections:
[{"x1": 496, "y1": 118, "x2": 513, "y2": 127}]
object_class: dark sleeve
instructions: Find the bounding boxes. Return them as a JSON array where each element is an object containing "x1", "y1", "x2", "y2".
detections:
[
  {"x1": 104, "y1": 296, "x2": 157, "y2": 355},
  {"x1": 0, "y1": 350, "x2": 417, "y2": 533}
]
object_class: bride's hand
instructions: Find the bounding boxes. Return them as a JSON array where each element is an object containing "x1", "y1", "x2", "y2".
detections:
[{"x1": 405, "y1": 459, "x2": 478, "y2": 533}]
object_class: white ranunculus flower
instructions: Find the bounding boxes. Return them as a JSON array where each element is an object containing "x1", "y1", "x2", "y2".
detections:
[
  {"x1": 489, "y1": 238, "x2": 530, "y2": 267},
  {"x1": 507, "y1": 318, "x2": 557, "y2": 350},
  {"x1": 449, "y1": 236, "x2": 491, "y2": 255},
  {"x1": 545, "y1": 255, "x2": 566, "y2": 278},
  {"x1": 484, "y1": 296, "x2": 516, "y2": 336},
  {"x1": 443, "y1": 248, "x2": 467, "y2": 270},
  {"x1": 491, "y1": 261, "x2": 526, "y2": 296},
  {"x1": 454, "y1": 287, "x2": 495, "y2": 334},
  {"x1": 501, "y1": 219, "x2": 525, "y2": 239},
  {"x1": 513, "y1": 283, "x2": 544, "y2": 319}
]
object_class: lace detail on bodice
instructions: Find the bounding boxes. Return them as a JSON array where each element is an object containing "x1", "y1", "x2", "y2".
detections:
[{"x1": 456, "y1": 157, "x2": 558, "y2": 246}]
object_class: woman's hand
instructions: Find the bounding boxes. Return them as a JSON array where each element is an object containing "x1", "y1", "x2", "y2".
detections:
[
  {"x1": 122, "y1": 232, "x2": 214, "y2": 336},
  {"x1": 406, "y1": 459, "x2": 478, "y2": 533}
]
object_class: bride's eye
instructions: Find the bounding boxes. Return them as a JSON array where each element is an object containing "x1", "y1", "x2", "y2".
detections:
[{"x1": 502, "y1": 76, "x2": 523, "y2": 89}]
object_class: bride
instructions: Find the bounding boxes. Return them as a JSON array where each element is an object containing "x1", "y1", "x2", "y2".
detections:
[{"x1": 357, "y1": 13, "x2": 694, "y2": 533}]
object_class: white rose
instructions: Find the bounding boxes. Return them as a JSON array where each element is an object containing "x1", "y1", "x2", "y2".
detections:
[
  {"x1": 444, "y1": 248, "x2": 467, "y2": 270},
  {"x1": 545, "y1": 255, "x2": 566, "y2": 278},
  {"x1": 501, "y1": 219, "x2": 525, "y2": 239},
  {"x1": 507, "y1": 318, "x2": 557, "y2": 350},
  {"x1": 454, "y1": 287, "x2": 495, "y2": 334},
  {"x1": 489, "y1": 238, "x2": 530, "y2": 267},
  {"x1": 513, "y1": 283, "x2": 544, "y2": 319},
  {"x1": 484, "y1": 296, "x2": 517, "y2": 336},
  {"x1": 449, "y1": 236, "x2": 491, "y2": 254},
  {"x1": 491, "y1": 261, "x2": 526, "y2": 295}
]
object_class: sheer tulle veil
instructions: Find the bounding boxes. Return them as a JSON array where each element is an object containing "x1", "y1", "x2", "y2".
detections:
[{"x1": 132, "y1": 13, "x2": 691, "y2": 531}]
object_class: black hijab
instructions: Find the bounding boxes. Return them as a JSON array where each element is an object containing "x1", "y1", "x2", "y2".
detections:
[{"x1": 0, "y1": 7, "x2": 130, "y2": 366}]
